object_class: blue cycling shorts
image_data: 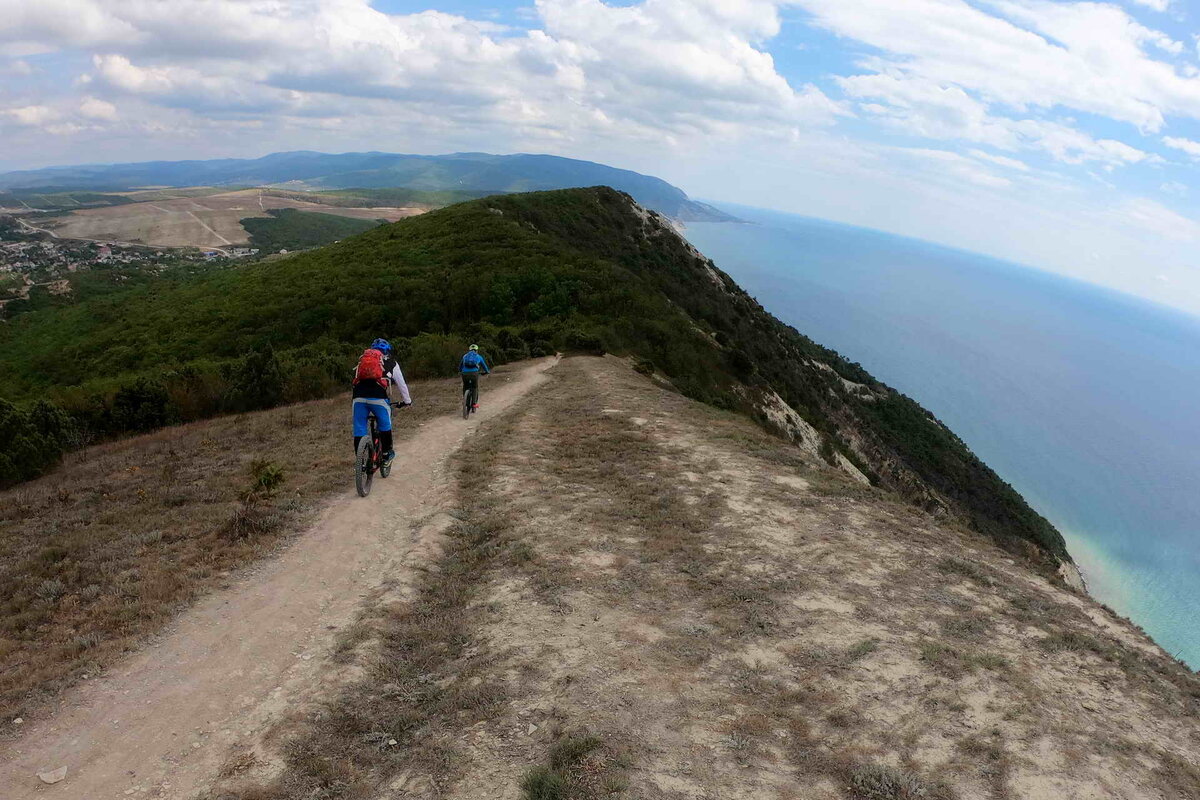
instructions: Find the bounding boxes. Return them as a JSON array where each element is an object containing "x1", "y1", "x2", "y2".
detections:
[{"x1": 352, "y1": 397, "x2": 392, "y2": 437}]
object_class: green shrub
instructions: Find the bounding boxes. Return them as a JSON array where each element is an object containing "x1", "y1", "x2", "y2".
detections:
[
  {"x1": 112, "y1": 378, "x2": 176, "y2": 432},
  {"x1": 561, "y1": 329, "x2": 605, "y2": 355},
  {"x1": 404, "y1": 333, "x2": 468, "y2": 379},
  {"x1": 521, "y1": 766, "x2": 567, "y2": 800},
  {"x1": 0, "y1": 398, "x2": 75, "y2": 486},
  {"x1": 224, "y1": 345, "x2": 285, "y2": 413},
  {"x1": 247, "y1": 459, "x2": 285, "y2": 498},
  {"x1": 241, "y1": 208, "x2": 382, "y2": 253}
]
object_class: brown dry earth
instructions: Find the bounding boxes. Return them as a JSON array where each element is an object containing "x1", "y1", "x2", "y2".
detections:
[
  {"x1": 0, "y1": 358, "x2": 556, "y2": 799},
  {"x1": 43, "y1": 190, "x2": 423, "y2": 249},
  {"x1": 3, "y1": 355, "x2": 1198, "y2": 800},
  {"x1": 213, "y1": 356, "x2": 1200, "y2": 800}
]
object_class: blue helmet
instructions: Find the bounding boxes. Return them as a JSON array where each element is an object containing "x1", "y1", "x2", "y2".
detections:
[{"x1": 370, "y1": 338, "x2": 392, "y2": 354}]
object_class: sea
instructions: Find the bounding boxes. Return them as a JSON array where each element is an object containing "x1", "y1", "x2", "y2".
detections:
[{"x1": 685, "y1": 204, "x2": 1200, "y2": 668}]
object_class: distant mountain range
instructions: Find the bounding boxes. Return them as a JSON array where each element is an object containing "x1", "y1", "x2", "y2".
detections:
[{"x1": 0, "y1": 151, "x2": 736, "y2": 222}]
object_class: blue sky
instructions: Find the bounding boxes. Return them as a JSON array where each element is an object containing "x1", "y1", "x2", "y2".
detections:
[{"x1": 5, "y1": 0, "x2": 1200, "y2": 312}]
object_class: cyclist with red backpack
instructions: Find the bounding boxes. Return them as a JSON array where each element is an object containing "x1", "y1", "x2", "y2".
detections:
[{"x1": 352, "y1": 338, "x2": 411, "y2": 467}]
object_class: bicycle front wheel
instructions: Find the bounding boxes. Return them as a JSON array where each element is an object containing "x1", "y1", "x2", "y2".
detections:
[{"x1": 355, "y1": 436, "x2": 374, "y2": 497}]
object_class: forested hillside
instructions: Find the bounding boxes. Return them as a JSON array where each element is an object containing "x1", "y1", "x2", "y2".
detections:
[
  {"x1": 241, "y1": 208, "x2": 384, "y2": 253},
  {"x1": 0, "y1": 187, "x2": 1067, "y2": 565}
]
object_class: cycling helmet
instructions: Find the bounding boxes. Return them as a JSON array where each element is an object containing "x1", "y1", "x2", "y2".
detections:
[
  {"x1": 469, "y1": 344, "x2": 479, "y2": 351},
  {"x1": 370, "y1": 338, "x2": 392, "y2": 353}
]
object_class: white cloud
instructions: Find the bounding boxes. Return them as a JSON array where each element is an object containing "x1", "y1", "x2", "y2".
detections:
[
  {"x1": 901, "y1": 147, "x2": 1012, "y2": 187},
  {"x1": 968, "y1": 149, "x2": 1030, "y2": 171},
  {"x1": 795, "y1": 0, "x2": 1200, "y2": 133},
  {"x1": 1130, "y1": 0, "x2": 1170, "y2": 11},
  {"x1": 1163, "y1": 135, "x2": 1200, "y2": 158},
  {"x1": 0, "y1": 0, "x2": 139, "y2": 55},
  {"x1": 79, "y1": 96, "x2": 117, "y2": 121},
  {"x1": 1116, "y1": 196, "x2": 1200, "y2": 241},
  {"x1": 0, "y1": 58, "x2": 34, "y2": 76},
  {"x1": 0, "y1": 0, "x2": 844, "y2": 152},
  {"x1": 4, "y1": 104, "x2": 58, "y2": 126},
  {"x1": 839, "y1": 71, "x2": 1151, "y2": 166}
]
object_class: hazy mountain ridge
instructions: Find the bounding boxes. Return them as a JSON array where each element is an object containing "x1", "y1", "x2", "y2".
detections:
[{"x1": 0, "y1": 151, "x2": 736, "y2": 222}]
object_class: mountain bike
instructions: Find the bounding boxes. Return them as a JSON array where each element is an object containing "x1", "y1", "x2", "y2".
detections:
[
  {"x1": 355, "y1": 402, "x2": 406, "y2": 497},
  {"x1": 461, "y1": 374, "x2": 486, "y2": 419}
]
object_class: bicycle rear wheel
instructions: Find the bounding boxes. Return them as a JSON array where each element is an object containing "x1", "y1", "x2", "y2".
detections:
[
  {"x1": 462, "y1": 388, "x2": 471, "y2": 419},
  {"x1": 355, "y1": 436, "x2": 374, "y2": 497}
]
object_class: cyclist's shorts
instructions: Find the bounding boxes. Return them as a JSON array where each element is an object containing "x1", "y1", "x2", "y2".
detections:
[{"x1": 352, "y1": 397, "x2": 392, "y2": 437}]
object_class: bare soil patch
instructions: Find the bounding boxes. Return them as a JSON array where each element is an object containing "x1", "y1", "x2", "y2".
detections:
[{"x1": 43, "y1": 189, "x2": 423, "y2": 248}]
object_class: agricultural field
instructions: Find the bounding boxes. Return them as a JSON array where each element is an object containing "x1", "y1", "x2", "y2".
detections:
[{"x1": 38, "y1": 189, "x2": 424, "y2": 250}]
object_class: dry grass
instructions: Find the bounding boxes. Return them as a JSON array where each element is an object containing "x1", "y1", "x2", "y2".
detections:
[
  {"x1": 18, "y1": 353, "x2": 1197, "y2": 798},
  {"x1": 209, "y1": 397, "x2": 530, "y2": 798},
  {"x1": 521, "y1": 733, "x2": 627, "y2": 800},
  {"x1": 406, "y1": 355, "x2": 1200, "y2": 798},
  {"x1": 0, "y1": 374, "x2": 461, "y2": 723}
]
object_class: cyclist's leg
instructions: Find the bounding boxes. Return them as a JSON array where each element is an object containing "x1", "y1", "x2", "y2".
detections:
[
  {"x1": 372, "y1": 400, "x2": 394, "y2": 454},
  {"x1": 352, "y1": 399, "x2": 372, "y2": 454}
]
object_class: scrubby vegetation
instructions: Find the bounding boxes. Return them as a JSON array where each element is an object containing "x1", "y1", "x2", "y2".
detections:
[
  {"x1": 0, "y1": 399, "x2": 78, "y2": 486},
  {"x1": 267, "y1": 186, "x2": 491, "y2": 209},
  {"x1": 0, "y1": 187, "x2": 1066, "y2": 562},
  {"x1": 240, "y1": 207, "x2": 384, "y2": 253},
  {"x1": 0, "y1": 189, "x2": 134, "y2": 211}
]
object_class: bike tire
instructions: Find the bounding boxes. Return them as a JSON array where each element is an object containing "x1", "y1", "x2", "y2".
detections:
[
  {"x1": 355, "y1": 436, "x2": 374, "y2": 497},
  {"x1": 462, "y1": 388, "x2": 471, "y2": 420}
]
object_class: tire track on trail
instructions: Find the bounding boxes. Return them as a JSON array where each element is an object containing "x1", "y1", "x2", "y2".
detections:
[{"x1": 0, "y1": 357, "x2": 558, "y2": 800}]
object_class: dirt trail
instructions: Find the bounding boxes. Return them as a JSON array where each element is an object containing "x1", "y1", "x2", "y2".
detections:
[{"x1": 0, "y1": 358, "x2": 557, "y2": 800}]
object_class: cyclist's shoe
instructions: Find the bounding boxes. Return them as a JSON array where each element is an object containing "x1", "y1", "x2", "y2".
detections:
[
  {"x1": 472, "y1": 403, "x2": 480, "y2": 411},
  {"x1": 383, "y1": 450, "x2": 396, "y2": 466}
]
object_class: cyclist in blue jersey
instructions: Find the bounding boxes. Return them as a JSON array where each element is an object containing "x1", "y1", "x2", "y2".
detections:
[{"x1": 459, "y1": 344, "x2": 490, "y2": 411}]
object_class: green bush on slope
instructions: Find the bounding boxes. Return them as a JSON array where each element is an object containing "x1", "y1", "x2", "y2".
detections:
[{"x1": 241, "y1": 208, "x2": 384, "y2": 253}]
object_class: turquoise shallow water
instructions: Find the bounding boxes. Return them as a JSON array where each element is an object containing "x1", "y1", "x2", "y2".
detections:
[{"x1": 685, "y1": 205, "x2": 1200, "y2": 667}]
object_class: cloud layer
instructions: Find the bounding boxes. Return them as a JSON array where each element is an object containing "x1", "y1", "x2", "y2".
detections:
[
  {"x1": 3, "y1": 0, "x2": 1200, "y2": 312},
  {"x1": 2, "y1": 0, "x2": 845, "y2": 151}
]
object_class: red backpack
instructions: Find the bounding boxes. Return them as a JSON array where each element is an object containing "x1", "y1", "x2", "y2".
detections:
[{"x1": 353, "y1": 349, "x2": 387, "y2": 387}]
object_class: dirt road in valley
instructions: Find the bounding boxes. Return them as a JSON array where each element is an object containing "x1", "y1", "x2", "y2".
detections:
[{"x1": 0, "y1": 358, "x2": 557, "y2": 800}]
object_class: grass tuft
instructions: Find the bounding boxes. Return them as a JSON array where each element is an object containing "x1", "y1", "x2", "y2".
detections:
[
  {"x1": 522, "y1": 732, "x2": 620, "y2": 800},
  {"x1": 848, "y1": 763, "x2": 953, "y2": 800}
]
